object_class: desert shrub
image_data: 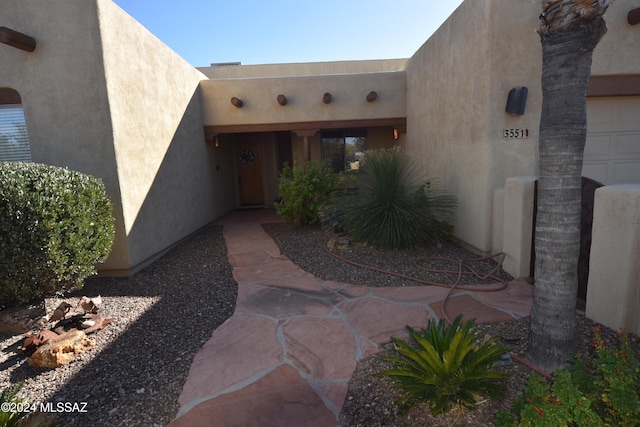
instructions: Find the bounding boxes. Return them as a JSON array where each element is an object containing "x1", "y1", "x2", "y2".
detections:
[
  {"x1": 0, "y1": 162, "x2": 115, "y2": 308},
  {"x1": 274, "y1": 160, "x2": 339, "y2": 225},
  {"x1": 324, "y1": 147, "x2": 456, "y2": 248},
  {"x1": 379, "y1": 315, "x2": 510, "y2": 415},
  {"x1": 496, "y1": 325, "x2": 640, "y2": 427}
]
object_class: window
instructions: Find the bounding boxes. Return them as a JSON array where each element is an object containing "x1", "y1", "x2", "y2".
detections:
[
  {"x1": 321, "y1": 129, "x2": 367, "y2": 173},
  {"x1": 0, "y1": 88, "x2": 32, "y2": 162}
]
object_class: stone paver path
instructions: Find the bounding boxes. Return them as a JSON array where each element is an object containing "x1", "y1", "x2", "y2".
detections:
[{"x1": 168, "y1": 209, "x2": 533, "y2": 426}]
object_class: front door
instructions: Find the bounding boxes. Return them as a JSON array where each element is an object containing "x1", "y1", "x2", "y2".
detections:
[{"x1": 235, "y1": 133, "x2": 264, "y2": 206}]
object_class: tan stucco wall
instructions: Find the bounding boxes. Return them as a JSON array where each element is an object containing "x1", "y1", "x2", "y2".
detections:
[
  {"x1": 200, "y1": 72, "x2": 406, "y2": 127},
  {"x1": 405, "y1": 0, "x2": 639, "y2": 252},
  {"x1": 1, "y1": 0, "x2": 129, "y2": 268},
  {"x1": 2, "y1": 0, "x2": 235, "y2": 275},
  {"x1": 98, "y1": 0, "x2": 233, "y2": 273},
  {"x1": 592, "y1": 0, "x2": 640, "y2": 75}
]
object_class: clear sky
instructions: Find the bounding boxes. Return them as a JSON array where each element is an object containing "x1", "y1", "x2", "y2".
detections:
[{"x1": 112, "y1": 0, "x2": 465, "y2": 67}]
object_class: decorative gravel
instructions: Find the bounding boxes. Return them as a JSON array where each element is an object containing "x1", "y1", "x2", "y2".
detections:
[
  {"x1": 2, "y1": 219, "x2": 639, "y2": 427},
  {"x1": 0, "y1": 225, "x2": 236, "y2": 427}
]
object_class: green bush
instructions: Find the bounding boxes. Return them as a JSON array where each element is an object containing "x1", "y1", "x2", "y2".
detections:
[
  {"x1": 324, "y1": 147, "x2": 456, "y2": 248},
  {"x1": 496, "y1": 325, "x2": 640, "y2": 427},
  {"x1": 0, "y1": 162, "x2": 115, "y2": 309},
  {"x1": 274, "y1": 160, "x2": 339, "y2": 225},
  {"x1": 379, "y1": 315, "x2": 510, "y2": 415}
]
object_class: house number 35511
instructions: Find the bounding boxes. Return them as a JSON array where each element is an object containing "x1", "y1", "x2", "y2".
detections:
[{"x1": 503, "y1": 128, "x2": 530, "y2": 139}]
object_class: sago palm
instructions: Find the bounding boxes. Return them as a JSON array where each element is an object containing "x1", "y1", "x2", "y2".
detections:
[{"x1": 379, "y1": 316, "x2": 510, "y2": 415}]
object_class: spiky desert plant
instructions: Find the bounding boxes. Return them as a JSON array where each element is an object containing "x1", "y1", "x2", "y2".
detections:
[
  {"x1": 0, "y1": 383, "x2": 60, "y2": 427},
  {"x1": 327, "y1": 147, "x2": 456, "y2": 248},
  {"x1": 379, "y1": 316, "x2": 510, "y2": 415}
]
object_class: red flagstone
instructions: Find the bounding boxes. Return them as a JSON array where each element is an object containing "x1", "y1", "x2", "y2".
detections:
[
  {"x1": 170, "y1": 365, "x2": 337, "y2": 427},
  {"x1": 169, "y1": 209, "x2": 533, "y2": 427}
]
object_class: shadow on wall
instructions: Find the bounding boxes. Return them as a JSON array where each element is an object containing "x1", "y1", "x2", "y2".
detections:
[{"x1": 102, "y1": 90, "x2": 236, "y2": 276}]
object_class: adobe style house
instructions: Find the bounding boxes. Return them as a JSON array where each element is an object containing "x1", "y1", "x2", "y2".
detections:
[{"x1": 2, "y1": 0, "x2": 639, "y2": 280}]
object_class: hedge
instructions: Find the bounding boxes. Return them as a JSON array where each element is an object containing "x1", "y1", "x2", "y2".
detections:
[{"x1": 0, "y1": 162, "x2": 115, "y2": 309}]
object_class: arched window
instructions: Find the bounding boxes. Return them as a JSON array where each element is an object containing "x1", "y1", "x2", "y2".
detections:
[{"x1": 0, "y1": 88, "x2": 32, "y2": 162}]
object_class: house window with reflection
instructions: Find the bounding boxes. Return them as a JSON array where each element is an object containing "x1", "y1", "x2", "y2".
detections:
[
  {"x1": 321, "y1": 129, "x2": 367, "y2": 173},
  {"x1": 0, "y1": 88, "x2": 32, "y2": 162}
]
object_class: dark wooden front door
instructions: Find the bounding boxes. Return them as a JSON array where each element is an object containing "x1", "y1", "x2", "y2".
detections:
[{"x1": 235, "y1": 134, "x2": 264, "y2": 206}]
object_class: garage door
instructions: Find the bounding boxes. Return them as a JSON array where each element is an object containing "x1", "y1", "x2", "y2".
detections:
[{"x1": 583, "y1": 96, "x2": 640, "y2": 184}]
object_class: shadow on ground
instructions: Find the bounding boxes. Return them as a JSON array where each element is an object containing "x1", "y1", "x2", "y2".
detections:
[{"x1": 7, "y1": 225, "x2": 237, "y2": 426}]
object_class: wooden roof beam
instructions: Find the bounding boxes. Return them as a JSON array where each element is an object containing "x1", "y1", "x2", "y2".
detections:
[{"x1": 0, "y1": 27, "x2": 36, "y2": 52}]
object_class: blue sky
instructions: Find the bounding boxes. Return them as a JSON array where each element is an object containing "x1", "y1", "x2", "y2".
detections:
[{"x1": 112, "y1": 0, "x2": 464, "y2": 67}]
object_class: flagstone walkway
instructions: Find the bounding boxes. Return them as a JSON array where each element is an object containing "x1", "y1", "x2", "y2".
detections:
[{"x1": 168, "y1": 209, "x2": 533, "y2": 427}]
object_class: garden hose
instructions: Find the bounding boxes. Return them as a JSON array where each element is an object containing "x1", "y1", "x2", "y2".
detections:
[
  {"x1": 323, "y1": 246, "x2": 554, "y2": 378},
  {"x1": 322, "y1": 247, "x2": 508, "y2": 324}
]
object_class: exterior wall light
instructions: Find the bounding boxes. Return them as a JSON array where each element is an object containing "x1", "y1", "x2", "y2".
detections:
[
  {"x1": 393, "y1": 127, "x2": 400, "y2": 140},
  {"x1": 214, "y1": 135, "x2": 220, "y2": 148},
  {"x1": 366, "y1": 91, "x2": 378, "y2": 102},
  {"x1": 277, "y1": 94, "x2": 287, "y2": 106},
  {"x1": 506, "y1": 87, "x2": 528, "y2": 115},
  {"x1": 323, "y1": 92, "x2": 332, "y2": 104},
  {"x1": 629, "y1": 8, "x2": 640, "y2": 25}
]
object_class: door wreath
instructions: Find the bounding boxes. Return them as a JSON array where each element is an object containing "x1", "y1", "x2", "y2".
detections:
[{"x1": 239, "y1": 149, "x2": 255, "y2": 164}]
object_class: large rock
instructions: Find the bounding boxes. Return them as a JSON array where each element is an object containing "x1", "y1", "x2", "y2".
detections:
[{"x1": 29, "y1": 329, "x2": 95, "y2": 368}]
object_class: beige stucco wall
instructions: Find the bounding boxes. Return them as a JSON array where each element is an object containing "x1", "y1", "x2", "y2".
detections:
[
  {"x1": 0, "y1": 0, "x2": 128, "y2": 268},
  {"x1": 592, "y1": 0, "x2": 640, "y2": 75},
  {"x1": 200, "y1": 72, "x2": 406, "y2": 127},
  {"x1": 1, "y1": 0, "x2": 236, "y2": 275},
  {"x1": 586, "y1": 185, "x2": 640, "y2": 335},
  {"x1": 405, "y1": 0, "x2": 639, "y2": 253},
  {"x1": 98, "y1": 0, "x2": 233, "y2": 273}
]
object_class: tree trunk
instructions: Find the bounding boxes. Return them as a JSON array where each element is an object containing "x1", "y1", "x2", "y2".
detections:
[{"x1": 527, "y1": 0, "x2": 609, "y2": 373}]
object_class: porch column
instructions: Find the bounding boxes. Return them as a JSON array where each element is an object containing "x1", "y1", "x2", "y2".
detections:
[{"x1": 293, "y1": 130, "x2": 318, "y2": 162}]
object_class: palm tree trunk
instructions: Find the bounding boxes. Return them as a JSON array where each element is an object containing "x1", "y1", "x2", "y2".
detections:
[{"x1": 527, "y1": 0, "x2": 609, "y2": 372}]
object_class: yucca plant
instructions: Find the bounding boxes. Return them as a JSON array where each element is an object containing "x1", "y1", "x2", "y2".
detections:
[
  {"x1": 325, "y1": 147, "x2": 456, "y2": 248},
  {"x1": 379, "y1": 315, "x2": 510, "y2": 415}
]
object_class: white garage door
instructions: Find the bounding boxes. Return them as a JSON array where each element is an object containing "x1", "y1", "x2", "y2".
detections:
[{"x1": 583, "y1": 96, "x2": 640, "y2": 185}]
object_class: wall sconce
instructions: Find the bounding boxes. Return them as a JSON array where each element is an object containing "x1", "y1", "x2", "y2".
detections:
[
  {"x1": 323, "y1": 92, "x2": 332, "y2": 104},
  {"x1": 629, "y1": 7, "x2": 640, "y2": 25},
  {"x1": 366, "y1": 91, "x2": 378, "y2": 102},
  {"x1": 506, "y1": 87, "x2": 528, "y2": 115},
  {"x1": 214, "y1": 135, "x2": 220, "y2": 148},
  {"x1": 393, "y1": 127, "x2": 400, "y2": 140},
  {"x1": 230, "y1": 97, "x2": 243, "y2": 108},
  {"x1": 277, "y1": 94, "x2": 287, "y2": 106}
]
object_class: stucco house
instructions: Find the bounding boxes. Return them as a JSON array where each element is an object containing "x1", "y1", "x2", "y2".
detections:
[{"x1": 2, "y1": 0, "x2": 639, "y2": 284}]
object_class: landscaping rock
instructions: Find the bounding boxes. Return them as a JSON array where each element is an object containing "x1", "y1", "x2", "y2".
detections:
[{"x1": 29, "y1": 329, "x2": 95, "y2": 368}]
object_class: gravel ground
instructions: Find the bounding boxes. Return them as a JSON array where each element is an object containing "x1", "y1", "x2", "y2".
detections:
[
  {"x1": 262, "y1": 222, "x2": 640, "y2": 427},
  {"x1": 1, "y1": 225, "x2": 236, "y2": 427},
  {"x1": 2, "y1": 218, "x2": 639, "y2": 427}
]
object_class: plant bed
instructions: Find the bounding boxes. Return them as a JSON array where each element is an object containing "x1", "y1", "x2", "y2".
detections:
[{"x1": 263, "y1": 222, "x2": 640, "y2": 427}]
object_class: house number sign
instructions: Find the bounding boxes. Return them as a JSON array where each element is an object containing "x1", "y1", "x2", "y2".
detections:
[{"x1": 503, "y1": 128, "x2": 530, "y2": 139}]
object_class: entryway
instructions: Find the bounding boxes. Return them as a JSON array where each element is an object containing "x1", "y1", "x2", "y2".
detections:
[{"x1": 235, "y1": 133, "x2": 264, "y2": 207}]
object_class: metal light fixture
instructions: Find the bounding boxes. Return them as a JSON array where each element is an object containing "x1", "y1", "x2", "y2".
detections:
[{"x1": 506, "y1": 87, "x2": 528, "y2": 115}]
